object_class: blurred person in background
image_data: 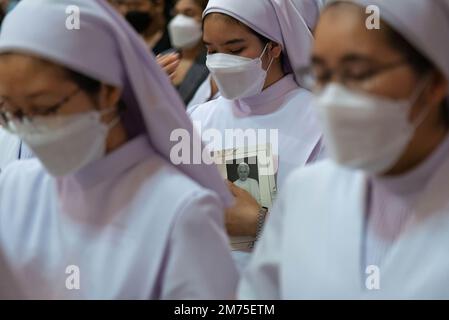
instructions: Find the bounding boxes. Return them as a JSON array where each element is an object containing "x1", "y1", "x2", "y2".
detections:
[
  {"x1": 158, "y1": 0, "x2": 211, "y2": 105},
  {"x1": 238, "y1": 0, "x2": 449, "y2": 299},
  {"x1": 107, "y1": 0, "x2": 173, "y2": 55},
  {"x1": 0, "y1": 0, "x2": 237, "y2": 299},
  {"x1": 189, "y1": 0, "x2": 325, "y2": 271},
  {"x1": 0, "y1": 0, "x2": 32, "y2": 174}
]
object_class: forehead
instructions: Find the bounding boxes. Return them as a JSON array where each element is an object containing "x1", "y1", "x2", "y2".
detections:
[
  {"x1": 0, "y1": 54, "x2": 68, "y2": 92},
  {"x1": 113, "y1": 0, "x2": 153, "y2": 6},
  {"x1": 313, "y1": 4, "x2": 396, "y2": 64},
  {"x1": 203, "y1": 14, "x2": 255, "y2": 42},
  {"x1": 176, "y1": 0, "x2": 199, "y2": 10},
  {"x1": 0, "y1": 54, "x2": 66, "y2": 76}
]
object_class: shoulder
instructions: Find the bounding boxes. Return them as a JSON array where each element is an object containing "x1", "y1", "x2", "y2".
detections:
[
  {"x1": 280, "y1": 87, "x2": 315, "y2": 113},
  {"x1": 161, "y1": 167, "x2": 225, "y2": 240},
  {"x1": 288, "y1": 86, "x2": 314, "y2": 99},
  {"x1": 284, "y1": 160, "x2": 362, "y2": 198},
  {"x1": 0, "y1": 159, "x2": 50, "y2": 192},
  {"x1": 0, "y1": 159, "x2": 54, "y2": 232},
  {"x1": 137, "y1": 156, "x2": 224, "y2": 215},
  {"x1": 188, "y1": 97, "x2": 232, "y2": 121}
]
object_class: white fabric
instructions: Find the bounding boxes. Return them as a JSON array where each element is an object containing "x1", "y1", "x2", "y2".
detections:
[
  {"x1": 0, "y1": 249, "x2": 23, "y2": 299},
  {"x1": 0, "y1": 128, "x2": 20, "y2": 172},
  {"x1": 187, "y1": 75, "x2": 220, "y2": 111},
  {"x1": 189, "y1": 76, "x2": 322, "y2": 188},
  {"x1": 190, "y1": 75, "x2": 322, "y2": 272},
  {"x1": 239, "y1": 159, "x2": 449, "y2": 299},
  {"x1": 0, "y1": 127, "x2": 33, "y2": 173},
  {"x1": 0, "y1": 136, "x2": 238, "y2": 299}
]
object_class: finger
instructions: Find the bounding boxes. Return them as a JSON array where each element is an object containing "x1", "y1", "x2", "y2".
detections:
[
  {"x1": 226, "y1": 180, "x2": 242, "y2": 197},
  {"x1": 157, "y1": 53, "x2": 179, "y2": 66},
  {"x1": 169, "y1": 73, "x2": 177, "y2": 81},
  {"x1": 165, "y1": 60, "x2": 180, "y2": 74},
  {"x1": 157, "y1": 55, "x2": 171, "y2": 66}
]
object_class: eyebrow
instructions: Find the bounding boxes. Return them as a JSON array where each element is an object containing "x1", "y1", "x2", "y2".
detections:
[
  {"x1": 203, "y1": 38, "x2": 246, "y2": 46},
  {"x1": 1, "y1": 90, "x2": 55, "y2": 100},
  {"x1": 340, "y1": 54, "x2": 378, "y2": 64},
  {"x1": 310, "y1": 53, "x2": 380, "y2": 67},
  {"x1": 311, "y1": 56, "x2": 326, "y2": 65},
  {"x1": 24, "y1": 90, "x2": 55, "y2": 98}
]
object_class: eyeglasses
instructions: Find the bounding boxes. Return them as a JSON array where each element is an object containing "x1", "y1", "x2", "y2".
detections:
[
  {"x1": 0, "y1": 88, "x2": 81, "y2": 127},
  {"x1": 297, "y1": 59, "x2": 410, "y2": 92}
]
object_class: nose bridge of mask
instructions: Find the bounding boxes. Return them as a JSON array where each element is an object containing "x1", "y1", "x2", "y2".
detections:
[
  {"x1": 321, "y1": 78, "x2": 430, "y2": 114},
  {"x1": 317, "y1": 84, "x2": 381, "y2": 111},
  {"x1": 206, "y1": 43, "x2": 271, "y2": 70},
  {"x1": 206, "y1": 53, "x2": 256, "y2": 71},
  {"x1": 9, "y1": 106, "x2": 118, "y2": 135}
]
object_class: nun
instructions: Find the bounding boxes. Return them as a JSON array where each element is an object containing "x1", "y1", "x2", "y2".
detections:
[
  {"x1": 239, "y1": 0, "x2": 449, "y2": 299},
  {"x1": 0, "y1": 0, "x2": 238, "y2": 299},
  {"x1": 188, "y1": 0, "x2": 325, "y2": 268}
]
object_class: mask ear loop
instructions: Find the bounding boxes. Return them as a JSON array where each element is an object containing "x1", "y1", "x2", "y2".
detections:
[
  {"x1": 408, "y1": 74, "x2": 436, "y2": 128},
  {"x1": 260, "y1": 42, "x2": 275, "y2": 72},
  {"x1": 99, "y1": 106, "x2": 121, "y2": 130}
]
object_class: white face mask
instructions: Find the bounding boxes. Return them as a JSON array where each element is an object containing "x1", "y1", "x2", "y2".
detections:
[
  {"x1": 206, "y1": 44, "x2": 274, "y2": 100},
  {"x1": 168, "y1": 14, "x2": 202, "y2": 49},
  {"x1": 6, "y1": 108, "x2": 119, "y2": 177},
  {"x1": 314, "y1": 80, "x2": 430, "y2": 175}
]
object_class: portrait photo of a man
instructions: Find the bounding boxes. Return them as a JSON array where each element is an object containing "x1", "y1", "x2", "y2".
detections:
[{"x1": 227, "y1": 160, "x2": 261, "y2": 205}]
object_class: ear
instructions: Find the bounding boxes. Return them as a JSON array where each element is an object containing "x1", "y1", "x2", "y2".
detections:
[
  {"x1": 269, "y1": 42, "x2": 283, "y2": 60},
  {"x1": 98, "y1": 84, "x2": 122, "y2": 111},
  {"x1": 426, "y1": 71, "x2": 448, "y2": 110}
]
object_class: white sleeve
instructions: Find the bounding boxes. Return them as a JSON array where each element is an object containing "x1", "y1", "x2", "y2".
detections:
[
  {"x1": 307, "y1": 138, "x2": 327, "y2": 163},
  {"x1": 237, "y1": 191, "x2": 286, "y2": 300},
  {"x1": 160, "y1": 190, "x2": 239, "y2": 300},
  {"x1": 0, "y1": 128, "x2": 20, "y2": 172}
]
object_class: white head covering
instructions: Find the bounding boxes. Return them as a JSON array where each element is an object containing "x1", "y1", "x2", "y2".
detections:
[
  {"x1": 203, "y1": 0, "x2": 325, "y2": 85},
  {"x1": 0, "y1": 0, "x2": 233, "y2": 205},
  {"x1": 329, "y1": 0, "x2": 449, "y2": 102}
]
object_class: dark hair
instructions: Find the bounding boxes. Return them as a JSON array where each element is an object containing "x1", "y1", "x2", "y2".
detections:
[
  {"x1": 192, "y1": 0, "x2": 209, "y2": 10},
  {"x1": 174, "y1": 0, "x2": 208, "y2": 10},
  {"x1": 66, "y1": 69, "x2": 126, "y2": 112},
  {"x1": 163, "y1": 0, "x2": 174, "y2": 21},
  {"x1": 203, "y1": 13, "x2": 285, "y2": 67},
  {"x1": 382, "y1": 23, "x2": 449, "y2": 125},
  {"x1": 67, "y1": 69, "x2": 102, "y2": 95},
  {"x1": 326, "y1": 2, "x2": 449, "y2": 125}
]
